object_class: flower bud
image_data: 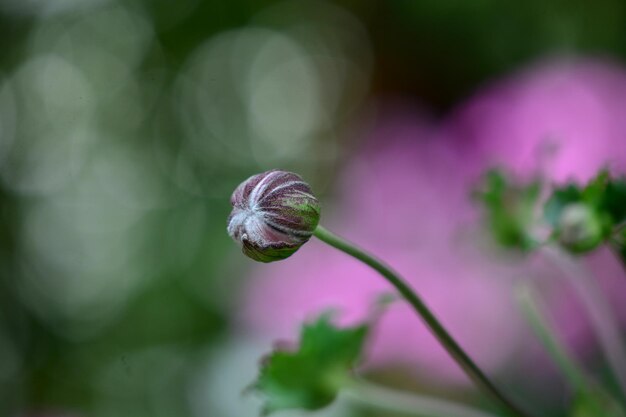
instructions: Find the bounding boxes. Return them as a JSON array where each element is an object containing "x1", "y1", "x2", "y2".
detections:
[
  {"x1": 227, "y1": 170, "x2": 321, "y2": 262},
  {"x1": 557, "y1": 203, "x2": 603, "y2": 253}
]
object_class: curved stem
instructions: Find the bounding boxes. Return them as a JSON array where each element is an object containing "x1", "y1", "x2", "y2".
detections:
[
  {"x1": 313, "y1": 225, "x2": 535, "y2": 417},
  {"x1": 516, "y1": 282, "x2": 588, "y2": 391},
  {"x1": 344, "y1": 379, "x2": 501, "y2": 417},
  {"x1": 541, "y1": 246, "x2": 626, "y2": 400}
]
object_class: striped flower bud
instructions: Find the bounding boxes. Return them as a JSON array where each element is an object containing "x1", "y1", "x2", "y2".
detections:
[{"x1": 227, "y1": 170, "x2": 321, "y2": 263}]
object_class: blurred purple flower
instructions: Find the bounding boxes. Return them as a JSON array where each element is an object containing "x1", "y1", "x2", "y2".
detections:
[
  {"x1": 237, "y1": 57, "x2": 626, "y2": 386},
  {"x1": 447, "y1": 57, "x2": 626, "y2": 183}
]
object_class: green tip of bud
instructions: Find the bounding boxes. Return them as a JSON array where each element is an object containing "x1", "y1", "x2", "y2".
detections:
[{"x1": 227, "y1": 170, "x2": 321, "y2": 263}]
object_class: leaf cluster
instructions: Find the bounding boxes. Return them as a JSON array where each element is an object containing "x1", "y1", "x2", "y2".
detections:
[
  {"x1": 545, "y1": 171, "x2": 626, "y2": 253},
  {"x1": 476, "y1": 169, "x2": 626, "y2": 258},
  {"x1": 474, "y1": 169, "x2": 541, "y2": 251},
  {"x1": 251, "y1": 313, "x2": 369, "y2": 415}
]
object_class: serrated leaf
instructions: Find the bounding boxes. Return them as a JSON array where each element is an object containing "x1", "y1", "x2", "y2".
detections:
[
  {"x1": 252, "y1": 313, "x2": 369, "y2": 415},
  {"x1": 544, "y1": 171, "x2": 615, "y2": 227},
  {"x1": 475, "y1": 169, "x2": 540, "y2": 250}
]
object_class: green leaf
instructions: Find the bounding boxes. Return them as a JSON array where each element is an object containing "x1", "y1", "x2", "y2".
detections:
[
  {"x1": 543, "y1": 171, "x2": 626, "y2": 254},
  {"x1": 581, "y1": 170, "x2": 609, "y2": 205},
  {"x1": 601, "y1": 177, "x2": 626, "y2": 225},
  {"x1": 544, "y1": 171, "x2": 613, "y2": 227},
  {"x1": 475, "y1": 169, "x2": 540, "y2": 251},
  {"x1": 570, "y1": 385, "x2": 626, "y2": 417},
  {"x1": 544, "y1": 185, "x2": 583, "y2": 227},
  {"x1": 252, "y1": 313, "x2": 369, "y2": 415}
]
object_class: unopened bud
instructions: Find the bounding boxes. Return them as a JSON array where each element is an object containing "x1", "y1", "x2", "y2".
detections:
[{"x1": 227, "y1": 170, "x2": 321, "y2": 262}]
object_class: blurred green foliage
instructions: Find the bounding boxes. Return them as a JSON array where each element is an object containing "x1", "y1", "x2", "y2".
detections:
[
  {"x1": 475, "y1": 169, "x2": 541, "y2": 251},
  {"x1": 570, "y1": 386, "x2": 626, "y2": 417}
]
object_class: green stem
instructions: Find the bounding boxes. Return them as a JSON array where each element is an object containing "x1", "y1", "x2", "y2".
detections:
[
  {"x1": 542, "y1": 246, "x2": 626, "y2": 401},
  {"x1": 313, "y1": 225, "x2": 535, "y2": 417},
  {"x1": 344, "y1": 379, "x2": 501, "y2": 417},
  {"x1": 516, "y1": 283, "x2": 588, "y2": 391}
]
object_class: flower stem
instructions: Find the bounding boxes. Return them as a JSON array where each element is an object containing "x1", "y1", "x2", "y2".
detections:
[
  {"x1": 313, "y1": 225, "x2": 535, "y2": 417},
  {"x1": 541, "y1": 246, "x2": 626, "y2": 401},
  {"x1": 344, "y1": 378, "x2": 501, "y2": 417},
  {"x1": 516, "y1": 282, "x2": 588, "y2": 391}
]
